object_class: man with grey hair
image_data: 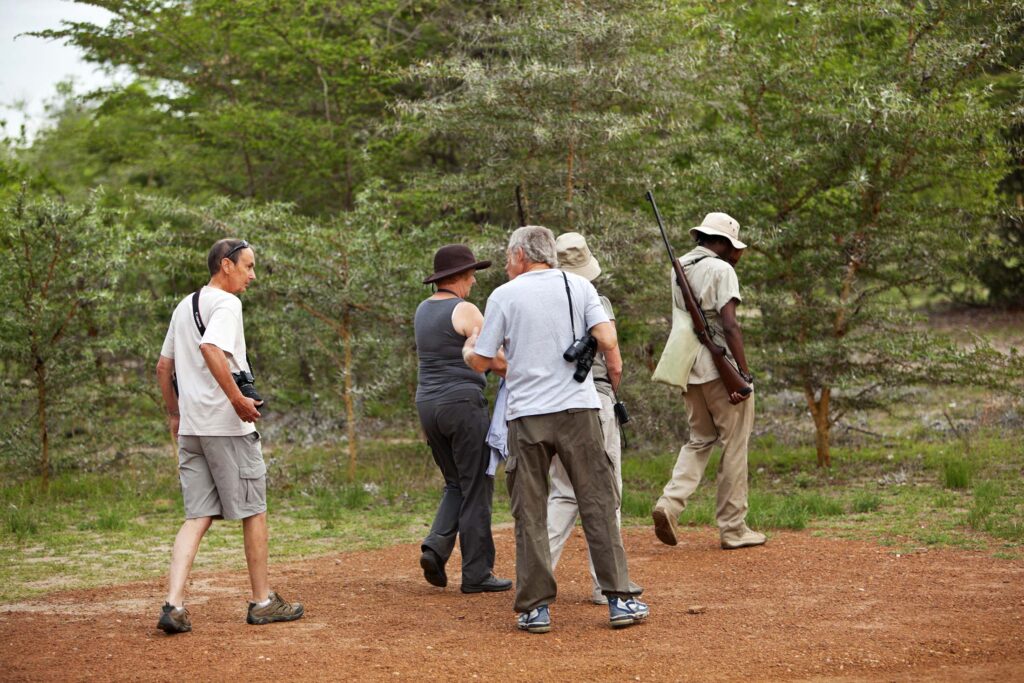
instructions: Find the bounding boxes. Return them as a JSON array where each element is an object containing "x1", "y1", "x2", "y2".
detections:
[
  {"x1": 463, "y1": 225, "x2": 648, "y2": 634},
  {"x1": 155, "y1": 238, "x2": 303, "y2": 634}
]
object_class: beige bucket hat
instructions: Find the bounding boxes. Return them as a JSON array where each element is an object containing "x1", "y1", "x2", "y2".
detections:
[
  {"x1": 689, "y1": 212, "x2": 747, "y2": 250},
  {"x1": 555, "y1": 232, "x2": 601, "y2": 282}
]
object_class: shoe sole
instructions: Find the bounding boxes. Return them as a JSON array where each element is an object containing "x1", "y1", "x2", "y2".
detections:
[
  {"x1": 420, "y1": 552, "x2": 447, "y2": 588},
  {"x1": 652, "y1": 509, "x2": 678, "y2": 546},
  {"x1": 610, "y1": 616, "x2": 639, "y2": 629},
  {"x1": 157, "y1": 616, "x2": 191, "y2": 634},
  {"x1": 247, "y1": 606, "x2": 304, "y2": 625},
  {"x1": 610, "y1": 612, "x2": 648, "y2": 628},
  {"x1": 461, "y1": 583, "x2": 512, "y2": 594},
  {"x1": 517, "y1": 623, "x2": 551, "y2": 634},
  {"x1": 721, "y1": 539, "x2": 767, "y2": 550}
]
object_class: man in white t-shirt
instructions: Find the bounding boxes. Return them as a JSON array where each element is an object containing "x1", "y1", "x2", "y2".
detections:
[
  {"x1": 154, "y1": 238, "x2": 303, "y2": 634},
  {"x1": 463, "y1": 226, "x2": 648, "y2": 634}
]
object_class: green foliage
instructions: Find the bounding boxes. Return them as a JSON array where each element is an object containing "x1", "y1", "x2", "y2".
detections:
[
  {"x1": 33, "y1": 0, "x2": 444, "y2": 214},
  {"x1": 4, "y1": 506, "x2": 40, "y2": 542},
  {"x1": 942, "y1": 458, "x2": 973, "y2": 490},
  {"x1": 0, "y1": 189, "x2": 138, "y2": 483},
  {"x1": 670, "y1": 0, "x2": 1024, "y2": 464},
  {"x1": 2, "y1": 0, "x2": 1022, "y2": 474},
  {"x1": 851, "y1": 490, "x2": 883, "y2": 514}
]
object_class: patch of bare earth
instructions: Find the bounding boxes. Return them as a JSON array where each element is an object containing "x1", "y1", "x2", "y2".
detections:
[{"x1": 1, "y1": 529, "x2": 1022, "y2": 682}]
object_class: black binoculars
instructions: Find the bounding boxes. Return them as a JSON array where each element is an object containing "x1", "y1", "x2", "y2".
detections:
[{"x1": 563, "y1": 334, "x2": 598, "y2": 383}]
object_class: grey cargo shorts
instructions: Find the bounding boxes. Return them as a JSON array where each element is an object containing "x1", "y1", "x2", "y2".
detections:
[{"x1": 177, "y1": 432, "x2": 267, "y2": 520}]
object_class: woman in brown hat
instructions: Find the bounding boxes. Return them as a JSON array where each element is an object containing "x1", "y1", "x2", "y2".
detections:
[{"x1": 415, "y1": 244, "x2": 511, "y2": 594}]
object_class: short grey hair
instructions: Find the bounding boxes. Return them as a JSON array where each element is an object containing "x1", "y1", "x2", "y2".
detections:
[{"x1": 507, "y1": 225, "x2": 558, "y2": 268}]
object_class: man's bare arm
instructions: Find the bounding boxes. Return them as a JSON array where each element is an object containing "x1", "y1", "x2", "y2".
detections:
[
  {"x1": 455, "y1": 309, "x2": 507, "y2": 376},
  {"x1": 589, "y1": 320, "x2": 617, "y2": 354},
  {"x1": 603, "y1": 322, "x2": 623, "y2": 392},
  {"x1": 200, "y1": 343, "x2": 261, "y2": 422},
  {"x1": 156, "y1": 355, "x2": 180, "y2": 441}
]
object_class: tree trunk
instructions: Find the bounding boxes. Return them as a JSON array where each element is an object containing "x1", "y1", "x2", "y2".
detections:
[
  {"x1": 803, "y1": 384, "x2": 832, "y2": 468},
  {"x1": 342, "y1": 305, "x2": 358, "y2": 483},
  {"x1": 34, "y1": 358, "x2": 49, "y2": 490}
]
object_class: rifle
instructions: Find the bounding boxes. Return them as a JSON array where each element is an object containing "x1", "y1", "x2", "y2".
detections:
[
  {"x1": 515, "y1": 184, "x2": 527, "y2": 227},
  {"x1": 645, "y1": 190, "x2": 752, "y2": 400}
]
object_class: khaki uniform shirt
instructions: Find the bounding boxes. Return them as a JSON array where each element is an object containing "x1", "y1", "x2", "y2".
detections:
[
  {"x1": 590, "y1": 294, "x2": 615, "y2": 398},
  {"x1": 672, "y1": 246, "x2": 742, "y2": 384}
]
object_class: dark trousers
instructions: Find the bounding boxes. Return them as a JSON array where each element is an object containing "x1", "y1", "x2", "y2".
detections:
[
  {"x1": 417, "y1": 391, "x2": 495, "y2": 585},
  {"x1": 507, "y1": 408, "x2": 639, "y2": 612}
]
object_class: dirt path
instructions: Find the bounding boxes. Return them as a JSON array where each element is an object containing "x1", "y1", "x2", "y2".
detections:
[{"x1": 2, "y1": 528, "x2": 1022, "y2": 682}]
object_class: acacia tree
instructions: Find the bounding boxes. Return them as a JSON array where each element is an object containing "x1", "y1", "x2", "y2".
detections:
[
  {"x1": 40, "y1": 0, "x2": 443, "y2": 214},
  {"x1": 399, "y1": 0, "x2": 690, "y2": 233},
  {"x1": 673, "y1": 0, "x2": 1024, "y2": 466},
  {"x1": 256, "y1": 187, "x2": 424, "y2": 481},
  {"x1": 0, "y1": 190, "x2": 131, "y2": 486}
]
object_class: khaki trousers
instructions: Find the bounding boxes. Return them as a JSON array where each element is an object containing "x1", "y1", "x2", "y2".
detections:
[
  {"x1": 507, "y1": 408, "x2": 638, "y2": 613},
  {"x1": 657, "y1": 379, "x2": 755, "y2": 534},
  {"x1": 547, "y1": 391, "x2": 621, "y2": 591}
]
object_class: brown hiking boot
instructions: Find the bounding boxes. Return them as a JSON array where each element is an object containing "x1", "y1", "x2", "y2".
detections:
[
  {"x1": 157, "y1": 603, "x2": 192, "y2": 634},
  {"x1": 652, "y1": 506, "x2": 678, "y2": 546},
  {"x1": 246, "y1": 591, "x2": 304, "y2": 625}
]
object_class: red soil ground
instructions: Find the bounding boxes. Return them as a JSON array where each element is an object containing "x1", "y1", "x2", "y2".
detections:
[{"x1": 2, "y1": 527, "x2": 1022, "y2": 682}]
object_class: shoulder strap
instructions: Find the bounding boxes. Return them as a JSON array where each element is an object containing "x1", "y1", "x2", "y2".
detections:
[
  {"x1": 562, "y1": 271, "x2": 576, "y2": 340},
  {"x1": 191, "y1": 289, "x2": 206, "y2": 336},
  {"x1": 682, "y1": 254, "x2": 713, "y2": 268}
]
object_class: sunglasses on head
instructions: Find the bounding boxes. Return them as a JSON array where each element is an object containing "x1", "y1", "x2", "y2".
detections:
[{"x1": 223, "y1": 240, "x2": 250, "y2": 261}]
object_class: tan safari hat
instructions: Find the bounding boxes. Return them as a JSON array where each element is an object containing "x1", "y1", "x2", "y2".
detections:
[
  {"x1": 689, "y1": 212, "x2": 747, "y2": 250},
  {"x1": 555, "y1": 232, "x2": 601, "y2": 282}
]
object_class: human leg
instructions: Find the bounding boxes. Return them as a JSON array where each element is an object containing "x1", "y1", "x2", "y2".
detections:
[
  {"x1": 440, "y1": 394, "x2": 501, "y2": 586},
  {"x1": 166, "y1": 435, "x2": 222, "y2": 608},
  {"x1": 655, "y1": 383, "x2": 720, "y2": 519},
  {"x1": 242, "y1": 512, "x2": 270, "y2": 603},
  {"x1": 583, "y1": 393, "x2": 621, "y2": 598},
  {"x1": 700, "y1": 381, "x2": 762, "y2": 547},
  {"x1": 165, "y1": 516, "x2": 213, "y2": 607},
  {"x1": 507, "y1": 414, "x2": 559, "y2": 613},
  {"x1": 557, "y1": 409, "x2": 635, "y2": 599},
  {"x1": 546, "y1": 454, "x2": 579, "y2": 571},
  {"x1": 417, "y1": 400, "x2": 461, "y2": 577}
]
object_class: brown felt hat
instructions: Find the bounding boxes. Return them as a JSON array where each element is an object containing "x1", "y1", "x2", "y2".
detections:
[{"x1": 423, "y1": 244, "x2": 492, "y2": 284}]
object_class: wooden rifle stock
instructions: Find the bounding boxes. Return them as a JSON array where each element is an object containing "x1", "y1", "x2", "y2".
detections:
[{"x1": 645, "y1": 191, "x2": 752, "y2": 399}]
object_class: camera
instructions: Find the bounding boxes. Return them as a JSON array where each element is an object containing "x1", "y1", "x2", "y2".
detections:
[
  {"x1": 233, "y1": 370, "x2": 267, "y2": 410},
  {"x1": 563, "y1": 334, "x2": 598, "y2": 383},
  {"x1": 613, "y1": 400, "x2": 630, "y2": 424}
]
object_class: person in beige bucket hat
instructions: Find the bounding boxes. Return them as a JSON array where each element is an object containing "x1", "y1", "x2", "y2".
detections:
[
  {"x1": 546, "y1": 232, "x2": 640, "y2": 605},
  {"x1": 651, "y1": 212, "x2": 766, "y2": 550}
]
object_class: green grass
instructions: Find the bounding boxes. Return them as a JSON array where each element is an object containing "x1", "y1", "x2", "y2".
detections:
[
  {"x1": 1, "y1": 431, "x2": 1022, "y2": 603},
  {"x1": 941, "y1": 458, "x2": 973, "y2": 490}
]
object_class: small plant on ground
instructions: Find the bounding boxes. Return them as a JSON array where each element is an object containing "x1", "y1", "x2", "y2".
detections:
[{"x1": 942, "y1": 458, "x2": 973, "y2": 490}]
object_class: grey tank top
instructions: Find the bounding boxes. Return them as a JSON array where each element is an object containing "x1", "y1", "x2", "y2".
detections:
[{"x1": 414, "y1": 297, "x2": 486, "y2": 403}]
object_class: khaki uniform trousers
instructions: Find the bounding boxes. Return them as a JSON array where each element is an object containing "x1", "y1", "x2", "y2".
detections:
[
  {"x1": 657, "y1": 378, "x2": 755, "y2": 535},
  {"x1": 507, "y1": 408, "x2": 638, "y2": 613},
  {"x1": 547, "y1": 391, "x2": 621, "y2": 592}
]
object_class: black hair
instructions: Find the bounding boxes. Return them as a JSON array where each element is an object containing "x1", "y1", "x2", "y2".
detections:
[
  {"x1": 207, "y1": 239, "x2": 248, "y2": 275},
  {"x1": 693, "y1": 231, "x2": 732, "y2": 250}
]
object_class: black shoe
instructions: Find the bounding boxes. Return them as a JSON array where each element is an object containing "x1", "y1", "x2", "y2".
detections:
[
  {"x1": 420, "y1": 548, "x2": 447, "y2": 588},
  {"x1": 461, "y1": 574, "x2": 513, "y2": 594},
  {"x1": 157, "y1": 603, "x2": 192, "y2": 634}
]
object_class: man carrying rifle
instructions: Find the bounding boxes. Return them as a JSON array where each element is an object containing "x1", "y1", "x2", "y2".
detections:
[{"x1": 651, "y1": 212, "x2": 766, "y2": 550}]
